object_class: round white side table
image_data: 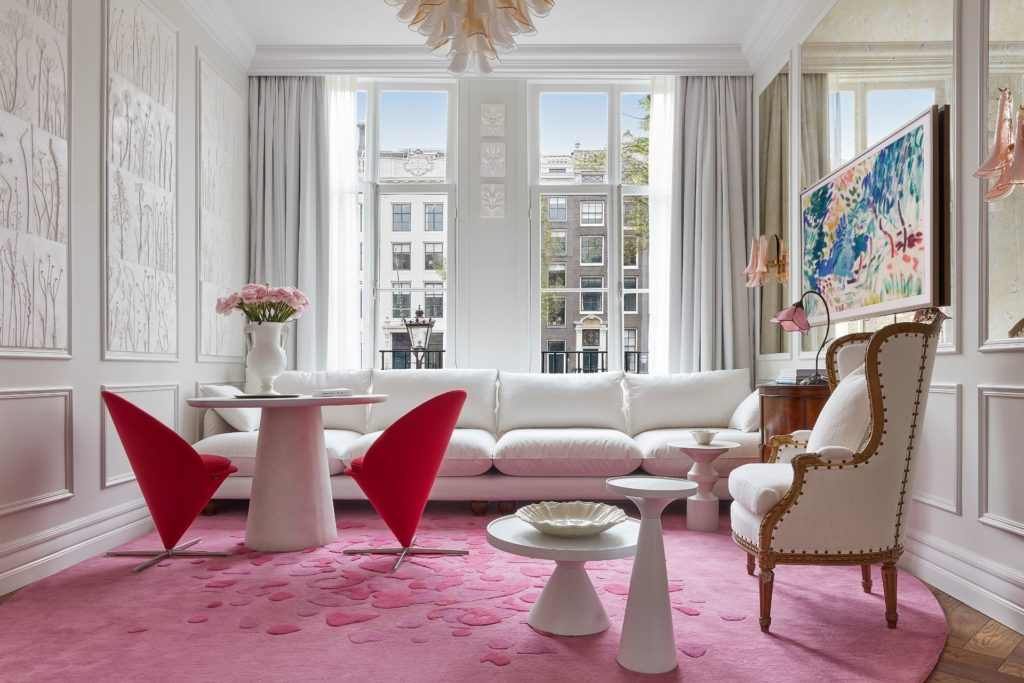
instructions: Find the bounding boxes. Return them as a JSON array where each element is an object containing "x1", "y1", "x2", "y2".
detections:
[
  {"x1": 486, "y1": 514, "x2": 639, "y2": 636},
  {"x1": 606, "y1": 476, "x2": 698, "y2": 675},
  {"x1": 187, "y1": 394, "x2": 386, "y2": 552},
  {"x1": 668, "y1": 440, "x2": 740, "y2": 532}
]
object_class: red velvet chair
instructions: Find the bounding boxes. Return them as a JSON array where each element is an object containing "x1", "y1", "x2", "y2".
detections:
[
  {"x1": 344, "y1": 390, "x2": 467, "y2": 571},
  {"x1": 101, "y1": 391, "x2": 237, "y2": 573}
]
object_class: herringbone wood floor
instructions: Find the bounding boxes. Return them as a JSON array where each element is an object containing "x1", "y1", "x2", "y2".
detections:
[{"x1": 1, "y1": 581, "x2": 1020, "y2": 680}]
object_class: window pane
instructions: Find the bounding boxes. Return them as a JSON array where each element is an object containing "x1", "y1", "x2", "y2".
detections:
[
  {"x1": 392, "y1": 203, "x2": 412, "y2": 231},
  {"x1": 580, "y1": 236, "x2": 604, "y2": 264},
  {"x1": 425, "y1": 242, "x2": 444, "y2": 271},
  {"x1": 543, "y1": 294, "x2": 566, "y2": 327},
  {"x1": 621, "y1": 93, "x2": 650, "y2": 184},
  {"x1": 378, "y1": 91, "x2": 448, "y2": 183},
  {"x1": 580, "y1": 201, "x2": 605, "y2": 226},
  {"x1": 357, "y1": 90, "x2": 367, "y2": 181},
  {"x1": 548, "y1": 197, "x2": 567, "y2": 221},
  {"x1": 551, "y1": 229, "x2": 567, "y2": 257},
  {"x1": 547, "y1": 263, "x2": 566, "y2": 288},
  {"x1": 424, "y1": 282, "x2": 444, "y2": 318},
  {"x1": 424, "y1": 203, "x2": 444, "y2": 231},
  {"x1": 539, "y1": 93, "x2": 608, "y2": 184},
  {"x1": 581, "y1": 276, "x2": 604, "y2": 313}
]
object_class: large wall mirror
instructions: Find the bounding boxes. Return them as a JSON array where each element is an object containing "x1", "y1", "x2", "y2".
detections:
[
  {"x1": 758, "y1": 62, "x2": 790, "y2": 356},
  {"x1": 985, "y1": 0, "x2": 1024, "y2": 345},
  {"x1": 799, "y1": 0, "x2": 955, "y2": 354}
]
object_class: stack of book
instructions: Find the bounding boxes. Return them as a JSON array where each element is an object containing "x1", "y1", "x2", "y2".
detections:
[
  {"x1": 776, "y1": 369, "x2": 817, "y2": 385},
  {"x1": 312, "y1": 388, "x2": 354, "y2": 397}
]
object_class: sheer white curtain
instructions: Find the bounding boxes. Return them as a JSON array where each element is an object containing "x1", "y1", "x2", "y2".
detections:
[{"x1": 325, "y1": 76, "x2": 362, "y2": 370}]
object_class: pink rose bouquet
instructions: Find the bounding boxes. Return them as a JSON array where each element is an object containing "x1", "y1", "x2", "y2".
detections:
[{"x1": 217, "y1": 284, "x2": 309, "y2": 323}]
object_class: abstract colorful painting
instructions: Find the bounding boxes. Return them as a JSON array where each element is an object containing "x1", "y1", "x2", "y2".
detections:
[{"x1": 801, "y1": 107, "x2": 946, "y2": 325}]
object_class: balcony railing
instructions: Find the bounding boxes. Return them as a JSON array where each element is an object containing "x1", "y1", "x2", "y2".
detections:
[
  {"x1": 541, "y1": 351, "x2": 649, "y2": 374},
  {"x1": 379, "y1": 350, "x2": 445, "y2": 370}
]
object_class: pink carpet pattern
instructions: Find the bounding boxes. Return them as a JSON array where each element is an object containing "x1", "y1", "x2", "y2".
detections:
[{"x1": 0, "y1": 503, "x2": 946, "y2": 682}]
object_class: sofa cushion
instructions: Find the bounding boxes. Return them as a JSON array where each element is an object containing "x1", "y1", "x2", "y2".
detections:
[
  {"x1": 625, "y1": 369, "x2": 751, "y2": 435},
  {"x1": 636, "y1": 428, "x2": 760, "y2": 477},
  {"x1": 805, "y1": 364, "x2": 870, "y2": 455},
  {"x1": 192, "y1": 429, "x2": 361, "y2": 477},
  {"x1": 729, "y1": 390, "x2": 760, "y2": 432},
  {"x1": 198, "y1": 384, "x2": 260, "y2": 432},
  {"x1": 368, "y1": 370, "x2": 497, "y2": 433},
  {"x1": 493, "y1": 428, "x2": 641, "y2": 477},
  {"x1": 498, "y1": 372, "x2": 627, "y2": 433},
  {"x1": 728, "y1": 463, "x2": 794, "y2": 515},
  {"x1": 342, "y1": 428, "x2": 495, "y2": 477},
  {"x1": 272, "y1": 370, "x2": 372, "y2": 432}
]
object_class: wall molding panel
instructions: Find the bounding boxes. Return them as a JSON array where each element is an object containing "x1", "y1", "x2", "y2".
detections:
[
  {"x1": 912, "y1": 384, "x2": 963, "y2": 515},
  {"x1": 100, "y1": 384, "x2": 179, "y2": 489},
  {"x1": 0, "y1": 388, "x2": 74, "y2": 518},
  {"x1": 979, "y1": 385, "x2": 1024, "y2": 538}
]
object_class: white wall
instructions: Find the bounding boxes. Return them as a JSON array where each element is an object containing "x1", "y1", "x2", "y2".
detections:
[
  {"x1": 0, "y1": 0, "x2": 246, "y2": 596},
  {"x1": 754, "y1": 0, "x2": 1024, "y2": 632}
]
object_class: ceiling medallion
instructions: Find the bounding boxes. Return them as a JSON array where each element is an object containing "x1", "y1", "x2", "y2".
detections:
[{"x1": 384, "y1": 0, "x2": 555, "y2": 75}]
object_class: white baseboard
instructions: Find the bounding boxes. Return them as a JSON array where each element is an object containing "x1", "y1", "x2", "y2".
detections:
[
  {"x1": 0, "y1": 504, "x2": 154, "y2": 597},
  {"x1": 901, "y1": 532, "x2": 1024, "y2": 634}
]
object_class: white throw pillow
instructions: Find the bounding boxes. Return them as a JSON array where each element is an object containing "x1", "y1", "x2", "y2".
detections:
[
  {"x1": 497, "y1": 372, "x2": 627, "y2": 432},
  {"x1": 198, "y1": 384, "x2": 260, "y2": 432},
  {"x1": 368, "y1": 369, "x2": 498, "y2": 433},
  {"x1": 625, "y1": 369, "x2": 751, "y2": 435},
  {"x1": 273, "y1": 369, "x2": 372, "y2": 432},
  {"x1": 728, "y1": 390, "x2": 761, "y2": 432},
  {"x1": 805, "y1": 364, "x2": 871, "y2": 455}
]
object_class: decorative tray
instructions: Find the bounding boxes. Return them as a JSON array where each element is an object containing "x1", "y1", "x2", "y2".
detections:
[{"x1": 515, "y1": 501, "x2": 628, "y2": 538}]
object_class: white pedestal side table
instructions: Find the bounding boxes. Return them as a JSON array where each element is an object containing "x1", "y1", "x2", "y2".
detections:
[
  {"x1": 606, "y1": 476, "x2": 699, "y2": 674},
  {"x1": 668, "y1": 440, "x2": 740, "y2": 532},
  {"x1": 486, "y1": 515, "x2": 639, "y2": 636},
  {"x1": 187, "y1": 394, "x2": 386, "y2": 552}
]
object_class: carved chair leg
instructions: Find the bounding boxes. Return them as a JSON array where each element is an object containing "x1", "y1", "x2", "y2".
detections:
[
  {"x1": 201, "y1": 499, "x2": 220, "y2": 517},
  {"x1": 469, "y1": 501, "x2": 489, "y2": 517},
  {"x1": 746, "y1": 553, "x2": 755, "y2": 576},
  {"x1": 881, "y1": 561, "x2": 898, "y2": 628},
  {"x1": 861, "y1": 564, "x2": 873, "y2": 593},
  {"x1": 496, "y1": 501, "x2": 517, "y2": 514},
  {"x1": 758, "y1": 562, "x2": 775, "y2": 633}
]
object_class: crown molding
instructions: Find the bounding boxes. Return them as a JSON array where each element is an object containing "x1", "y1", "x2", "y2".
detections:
[
  {"x1": 742, "y1": 0, "x2": 829, "y2": 72},
  {"x1": 802, "y1": 41, "x2": 955, "y2": 74},
  {"x1": 248, "y1": 44, "x2": 752, "y2": 77},
  {"x1": 181, "y1": 0, "x2": 257, "y2": 70}
]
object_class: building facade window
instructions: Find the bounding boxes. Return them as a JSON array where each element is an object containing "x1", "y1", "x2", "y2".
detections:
[
  {"x1": 424, "y1": 282, "x2": 444, "y2": 318},
  {"x1": 544, "y1": 295, "x2": 566, "y2": 327},
  {"x1": 548, "y1": 196, "x2": 567, "y2": 221},
  {"x1": 392, "y1": 282, "x2": 411, "y2": 318},
  {"x1": 551, "y1": 229, "x2": 567, "y2": 257},
  {"x1": 425, "y1": 202, "x2": 444, "y2": 231},
  {"x1": 548, "y1": 263, "x2": 566, "y2": 287},
  {"x1": 580, "y1": 200, "x2": 605, "y2": 226},
  {"x1": 424, "y1": 242, "x2": 444, "y2": 270},
  {"x1": 580, "y1": 276, "x2": 604, "y2": 313},
  {"x1": 623, "y1": 232, "x2": 638, "y2": 267},
  {"x1": 624, "y1": 275, "x2": 638, "y2": 313},
  {"x1": 392, "y1": 203, "x2": 412, "y2": 231},
  {"x1": 392, "y1": 242, "x2": 411, "y2": 270},
  {"x1": 580, "y1": 236, "x2": 604, "y2": 265}
]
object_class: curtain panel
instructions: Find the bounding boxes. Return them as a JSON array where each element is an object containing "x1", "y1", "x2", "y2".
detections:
[
  {"x1": 249, "y1": 75, "x2": 329, "y2": 371},
  {"x1": 650, "y1": 76, "x2": 755, "y2": 374},
  {"x1": 758, "y1": 73, "x2": 789, "y2": 355}
]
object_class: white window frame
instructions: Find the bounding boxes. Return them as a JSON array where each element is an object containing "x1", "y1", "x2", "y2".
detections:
[
  {"x1": 579, "y1": 235, "x2": 605, "y2": 266},
  {"x1": 548, "y1": 196, "x2": 567, "y2": 222},
  {"x1": 551, "y1": 228, "x2": 567, "y2": 257},
  {"x1": 391, "y1": 202, "x2": 412, "y2": 231},
  {"x1": 580, "y1": 200, "x2": 605, "y2": 227},
  {"x1": 424, "y1": 241, "x2": 444, "y2": 270},
  {"x1": 424, "y1": 202, "x2": 444, "y2": 231},
  {"x1": 547, "y1": 262, "x2": 566, "y2": 288},
  {"x1": 623, "y1": 275, "x2": 639, "y2": 313},
  {"x1": 545, "y1": 294, "x2": 566, "y2": 328},
  {"x1": 623, "y1": 229, "x2": 639, "y2": 269},
  {"x1": 580, "y1": 276, "x2": 605, "y2": 314}
]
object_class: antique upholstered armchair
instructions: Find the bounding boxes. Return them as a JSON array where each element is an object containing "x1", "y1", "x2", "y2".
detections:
[{"x1": 728, "y1": 317, "x2": 942, "y2": 633}]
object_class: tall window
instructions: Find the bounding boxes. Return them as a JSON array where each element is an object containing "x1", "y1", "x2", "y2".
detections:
[
  {"x1": 551, "y1": 229, "x2": 567, "y2": 257},
  {"x1": 548, "y1": 197, "x2": 567, "y2": 221},
  {"x1": 548, "y1": 263, "x2": 566, "y2": 287},
  {"x1": 581, "y1": 276, "x2": 604, "y2": 313},
  {"x1": 392, "y1": 282, "x2": 411, "y2": 318},
  {"x1": 623, "y1": 275, "x2": 638, "y2": 313},
  {"x1": 392, "y1": 243, "x2": 411, "y2": 270},
  {"x1": 424, "y1": 242, "x2": 444, "y2": 270},
  {"x1": 424, "y1": 202, "x2": 444, "y2": 231},
  {"x1": 580, "y1": 201, "x2": 605, "y2": 226},
  {"x1": 392, "y1": 202, "x2": 412, "y2": 231},
  {"x1": 424, "y1": 282, "x2": 444, "y2": 318},
  {"x1": 580, "y1": 236, "x2": 604, "y2": 265}
]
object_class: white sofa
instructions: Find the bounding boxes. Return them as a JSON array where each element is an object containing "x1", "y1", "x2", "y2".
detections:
[{"x1": 194, "y1": 368, "x2": 761, "y2": 502}]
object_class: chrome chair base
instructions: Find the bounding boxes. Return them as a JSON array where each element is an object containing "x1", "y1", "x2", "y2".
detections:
[
  {"x1": 106, "y1": 537, "x2": 233, "y2": 574},
  {"x1": 343, "y1": 536, "x2": 468, "y2": 572}
]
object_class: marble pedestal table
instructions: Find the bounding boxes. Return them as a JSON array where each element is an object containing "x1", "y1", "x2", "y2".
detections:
[{"x1": 187, "y1": 394, "x2": 386, "y2": 552}]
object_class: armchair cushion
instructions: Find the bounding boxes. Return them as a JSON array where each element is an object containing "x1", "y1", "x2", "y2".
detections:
[
  {"x1": 728, "y1": 463, "x2": 794, "y2": 515},
  {"x1": 805, "y1": 364, "x2": 871, "y2": 455}
]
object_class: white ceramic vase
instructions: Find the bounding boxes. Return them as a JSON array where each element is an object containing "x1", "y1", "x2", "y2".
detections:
[{"x1": 244, "y1": 322, "x2": 289, "y2": 394}]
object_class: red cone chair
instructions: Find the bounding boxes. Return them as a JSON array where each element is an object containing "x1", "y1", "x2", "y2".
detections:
[
  {"x1": 101, "y1": 391, "x2": 237, "y2": 573},
  {"x1": 344, "y1": 390, "x2": 467, "y2": 572}
]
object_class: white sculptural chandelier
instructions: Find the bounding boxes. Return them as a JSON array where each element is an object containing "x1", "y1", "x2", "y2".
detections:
[{"x1": 385, "y1": 0, "x2": 554, "y2": 74}]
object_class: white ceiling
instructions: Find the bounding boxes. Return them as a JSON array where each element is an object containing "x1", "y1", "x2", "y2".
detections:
[{"x1": 215, "y1": 0, "x2": 771, "y2": 47}]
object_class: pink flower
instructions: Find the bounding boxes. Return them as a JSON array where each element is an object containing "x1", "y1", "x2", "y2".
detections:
[
  {"x1": 240, "y1": 283, "x2": 269, "y2": 303},
  {"x1": 215, "y1": 293, "x2": 240, "y2": 315}
]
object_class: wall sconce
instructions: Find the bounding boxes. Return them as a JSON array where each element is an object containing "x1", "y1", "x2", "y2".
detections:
[
  {"x1": 976, "y1": 87, "x2": 1024, "y2": 202},
  {"x1": 743, "y1": 234, "x2": 789, "y2": 288}
]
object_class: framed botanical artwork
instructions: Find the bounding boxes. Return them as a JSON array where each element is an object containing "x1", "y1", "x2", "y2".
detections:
[{"x1": 800, "y1": 105, "x2": 950, "y2": 325}]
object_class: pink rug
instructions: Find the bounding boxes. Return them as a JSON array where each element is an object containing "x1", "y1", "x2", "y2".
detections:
[{"x1": 0, "y1": 503, "x2": 945, "y2": 682}]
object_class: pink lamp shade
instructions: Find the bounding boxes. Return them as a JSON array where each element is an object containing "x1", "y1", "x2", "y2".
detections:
[
  {"x1": 771, "y1": 301, "x2": 810, "y2": 333},
  {"x1": 742, "y1": 236, "x2": 760, "y2": 287},
  {"x1": 977, "y1": 87, "x2": 1014, "y2": 179}
]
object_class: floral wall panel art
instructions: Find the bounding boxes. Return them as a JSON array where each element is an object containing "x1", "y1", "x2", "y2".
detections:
[
  {"x1": 800, "y1": 107, "x2": 947, "y2": 325},
  {"x1": 0, "y1": 0, "x2": 70, "y2": 356},
  {"x1": 104, "y1": 0, "x2": 177, "y2": 358},
  {"x1": 198, "y1": 56, "x2": 245, "y2": 360}
]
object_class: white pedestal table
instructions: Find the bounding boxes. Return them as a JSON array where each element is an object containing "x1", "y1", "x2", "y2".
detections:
[
  {"x1": 668, "y1": 440, "x2": 740, "y2": 532},
  {"x1": 187, "y1": 394, "x2": 386, "y2": 552}
]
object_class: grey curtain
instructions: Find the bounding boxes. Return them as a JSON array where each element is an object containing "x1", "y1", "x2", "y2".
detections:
[
  {"x1": 758, "y1": 73, "x2": 789, "y2": 354},
  {"x1": 249, "y1": 76, "x2": 329, "y2": 370},
  {"x1": 672, "y1": 76, "x2": 755, "y2": 372},
  {"x1": 799, "y1": 73, "x2": 830, "y2": 353}
]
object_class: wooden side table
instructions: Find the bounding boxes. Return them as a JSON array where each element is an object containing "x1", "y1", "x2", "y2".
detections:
[{"x1": 757, "y1": 383, "x2": 832, "y2": 461}]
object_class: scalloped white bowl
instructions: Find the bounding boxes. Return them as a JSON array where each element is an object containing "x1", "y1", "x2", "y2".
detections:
[{"x1": 515, "y1": 501, "x2": 628, "y2": 538}]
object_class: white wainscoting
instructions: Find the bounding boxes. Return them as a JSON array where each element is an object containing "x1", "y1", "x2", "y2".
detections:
[
  {"x1": 978, "y1": 386, "x2": 1024, "y2": 538},
  {"x1": 0, "y1": 388, "x2": 74, "y2": 517},
  {"x1": 101, "y1": 384, "x2": 180, "y2": 489},
  {"x1": 913, "y1": 384, "x2": 962, "y2": 515}
]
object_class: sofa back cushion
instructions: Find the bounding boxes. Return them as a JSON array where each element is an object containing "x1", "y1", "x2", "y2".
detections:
[
  {"x1": 805, "y1": 364, "x2": 871, "y2": 455},
  {"x1": 272, "y1": 370, "x2": 372, "y2": 432},
  {"x1": 625, "y1": 369, "x2": 751, "y2": 435},
  {"x1": 368, "y1": 369, "x2": 498, "y2": 433},
  {"x1": 498, "y1": 371, "x2": 627, "y2": 432}
]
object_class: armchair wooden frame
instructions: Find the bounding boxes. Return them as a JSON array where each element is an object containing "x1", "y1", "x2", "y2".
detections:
[{"x1": 734, "y1": 318, "x2": 942, "y2": 633}]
